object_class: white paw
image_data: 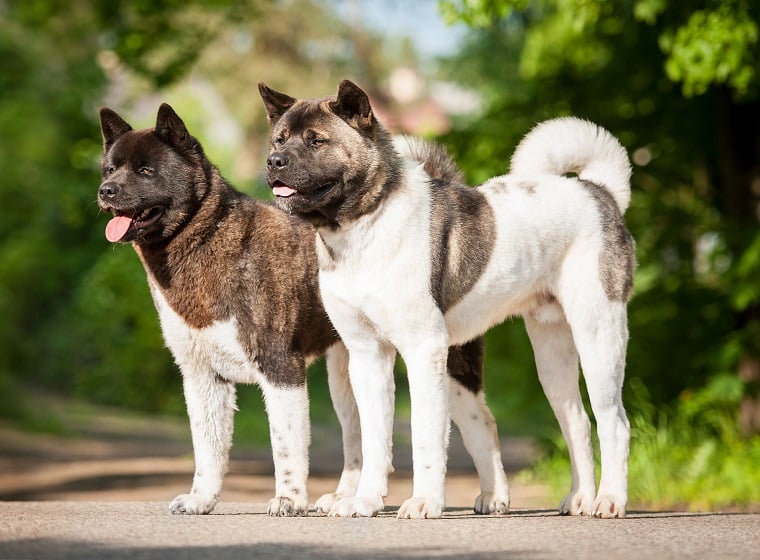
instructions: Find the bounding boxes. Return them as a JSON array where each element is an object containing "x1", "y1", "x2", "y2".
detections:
[
  {"x1": 474, "y1": 492, "x2": 510, "y2": 515},
  {"x1": 314, "y1": 492, "x2": 343, "y2": 514},
  {"x1": 268, "y1": 495, "x2": 308, "y2": 517},
  {"x1": 592, "y1": 494, "x2": 627, "y2": 518},
  {"x1": 559, "y1": 490, "x2": 594, "y2": 516},
  {"x1": 168, "y1": 493, "x2": 217, "y2": 515},
  {"x1": 397, "y1": 497, "x2": 444, "y2": 519},
  {"x1": 328, "y1": 496, "x2": 383, "y2": 518}
]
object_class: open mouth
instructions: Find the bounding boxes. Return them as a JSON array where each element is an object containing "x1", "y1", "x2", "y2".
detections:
[
  {"x1": 271, "y1": 180, "x2": 336, "y2": 200},
  {"x1": 105, "y1": 206, "x2": 164, "y2": 242},
  {"x1": 272, "y1": 181, "x2": 298, "y2": 198}
]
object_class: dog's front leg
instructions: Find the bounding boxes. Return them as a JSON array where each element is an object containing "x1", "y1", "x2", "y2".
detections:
[
  {"x1": 397, "y1": 336, "x2": 450, "y2": 519},
  {"x1": 170, "y1": 372, "x2": 236, "y2": 514},
  {"x1": 315, "y1": 342, "x2": 363, "y2": 513},
  {"x1": 328, "y1": 338, "x2": 396, "y2": 518},
  {"x1": 260, "y1": 379, "x2": 311, "y2": 516}
]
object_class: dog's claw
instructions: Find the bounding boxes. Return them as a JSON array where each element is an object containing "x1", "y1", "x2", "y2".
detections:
[
  {"x1": 268, "y1": 496, "x2": 308, "y2": 517},
  {"x1": 592, "y1": 494, "x2": 626, "y2": 518},
  {"x1": 474, "y1": 493, "x2": 510, "y2": 515},
  {"x1": 169, "y1": 493, "x2": 217, "y2": 515},
  {"x1": 328, "y1": 497, "x2": 382, "y2": 518},
  {"x1": 397, "y1": 497, "x2": 444, "y2": 519},
  {"x1": 559, "y1": 490, "x2": 595, "y2": 516}
]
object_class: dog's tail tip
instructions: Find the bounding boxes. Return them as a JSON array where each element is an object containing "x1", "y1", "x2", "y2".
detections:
[{"x1": 510, "y1": 117, "x2": 632, "y2": 213}]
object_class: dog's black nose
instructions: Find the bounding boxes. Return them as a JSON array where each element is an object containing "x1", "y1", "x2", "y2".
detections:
[
  {"x1": 267, "y1": 153, "x2": 289, "y2": 170},
  {"x1": 99, "y1": 182, "x2": 120, "y2": 198}
]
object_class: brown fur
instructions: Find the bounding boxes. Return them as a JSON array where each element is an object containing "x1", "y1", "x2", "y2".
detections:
[
  {"x1": 99, "y1": 105, "x2": 336, "y2": 388},
  {"x1": 392, "y1": 137, "x2": 497, "y2": 311},
  {"x1": 258, "y1": 81, "x2": 404, "y2": 229},
  {"x1": 98, "y1": 102, "x2": 487, "y2": 398},
  {"x1": 580, "y1": 180, "x2": 636, "y2": 302},
  {"x1": 96, "y1": 103, "x2": 497, "y2": 517}
]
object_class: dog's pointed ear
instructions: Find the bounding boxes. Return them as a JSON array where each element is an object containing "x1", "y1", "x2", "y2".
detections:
[
  {"x1": 258, "y1": 83, "x2": 297, "y2": 126},
  {"x1": 155, "y1": 103, "x2": 196, "y2": 153},
  {"x1": 99, "y1": 108, "x2": 133, "y2": 151},
  {"x1": 330, "y1": 80, "x2": 376, "y2": 135}
]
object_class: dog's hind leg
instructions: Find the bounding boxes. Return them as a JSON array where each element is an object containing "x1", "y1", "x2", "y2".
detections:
[
  {"x1": 170, "y1": 372, "x2": 237, "y2": 515},
  {"x1": 565, "y1": 297, "x2": 630, "y2": 518},
  {"x1": 448, "y1": 340, "x2": 510, "y2": 514},
  {"x1": 314, "y1": 342, "x2": 363, "y2": 514},
  {"x1": 261, "y1": 377, "x2": 311, "y2": 516},
  {"x1": 524, "y1": 311, "x2": 597, "y2": 516},
  {"x1": 450, "y1": 382, "x2": 510, "y2": 514}
]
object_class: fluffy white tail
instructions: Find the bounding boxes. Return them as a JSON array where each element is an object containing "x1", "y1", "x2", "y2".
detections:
[{"x1": 510, "y1": 117, "x2": 632, "y2": 213}]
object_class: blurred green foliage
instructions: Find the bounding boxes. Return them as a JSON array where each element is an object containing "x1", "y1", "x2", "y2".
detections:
[
  {"x1": 0, "y1": 0, "x2": 418, "y2": 426},
  {"x1": 659, "y1": 3, "x2": 758, "y2": 97}
]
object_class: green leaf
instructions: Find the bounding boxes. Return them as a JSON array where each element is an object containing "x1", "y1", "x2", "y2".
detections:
[{"x1": 661, "y1": 6, "x2": 759, "y2": 96}]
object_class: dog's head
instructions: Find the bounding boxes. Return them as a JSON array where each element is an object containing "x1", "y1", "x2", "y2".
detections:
[
  {"x1": 98, "y1": 104, "x2": 208, "y2": 244},
  {"x1": 258, "y1": 80, "x2": 401, "y2": 228}
]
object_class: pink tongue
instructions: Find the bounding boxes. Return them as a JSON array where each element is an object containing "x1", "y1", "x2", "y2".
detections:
[
  {"x1": 273, "y1": 185, "x2": 297, "y2": 197},
  {"x1": 105, "y1": 215, "x2": 132, "y2": 242}
]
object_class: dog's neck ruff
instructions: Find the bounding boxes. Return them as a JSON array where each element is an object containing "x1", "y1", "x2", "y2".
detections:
[{"x1": 315, "y1": 160, "x2": 428, "y2": 270}]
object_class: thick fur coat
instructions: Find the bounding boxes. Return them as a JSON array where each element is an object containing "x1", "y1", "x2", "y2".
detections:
[
  {"x1": 260, "y1": 80, "x2": 634, "y2": 519},
  {"x1": 97, "y1": 104, "x2": 510, "y2": 517}
]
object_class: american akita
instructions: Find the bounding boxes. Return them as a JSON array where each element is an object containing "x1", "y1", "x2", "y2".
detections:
[
  {"x1": 259, "y1": 80, "x2": 635, "y2": 519},
  {"x1": 97, "y1": 104, "x2": 511, "y2": 517}
]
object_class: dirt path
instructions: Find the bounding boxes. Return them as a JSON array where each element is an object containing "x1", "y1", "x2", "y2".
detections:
[
  {"x1": 0, "y1": 402, "x2": 551, "y2": 510},
  {"x1": 3, "y1": 501, "x2": 758, "y2": 560}
]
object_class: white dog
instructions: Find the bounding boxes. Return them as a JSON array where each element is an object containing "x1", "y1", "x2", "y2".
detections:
[{"x1": 261, "y1": 80, "x2": 634, "y2": 519}]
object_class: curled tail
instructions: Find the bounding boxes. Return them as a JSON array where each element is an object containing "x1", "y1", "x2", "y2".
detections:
[
  {"x1": 510, "y1": 117, "x2": 632, "y2": 213},
  {"x1": 394, "y1": 135, "x2": 467, "y2": 186}
]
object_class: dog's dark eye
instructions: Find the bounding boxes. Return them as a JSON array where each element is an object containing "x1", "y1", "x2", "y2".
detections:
[
  {"x1": 275, "y1": 135, "x2": 286, "y2": 146},
  {"x1": 310, "y1": 137, "x2": 326, "y2": 147},
  {"x1": 105, "y1": 167, "x2": 115, "y2": 176},
  {"x1": 138, "y1": 166, "x2": 154, "y2": 176}
]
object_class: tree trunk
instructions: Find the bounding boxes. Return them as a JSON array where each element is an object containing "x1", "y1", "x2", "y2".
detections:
[
  {"x1": 739, "y1": 356, "x2": 760, "y2": 434},
  {"x1": 715, "y1": 89, "x2": 760, "y2": 434}
]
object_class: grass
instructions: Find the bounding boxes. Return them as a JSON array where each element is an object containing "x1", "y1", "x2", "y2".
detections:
[{"x1": 520, "y1": 375, "x2": 760, "y2": 512}]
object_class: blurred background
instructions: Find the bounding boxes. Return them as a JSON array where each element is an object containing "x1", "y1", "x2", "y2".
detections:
[{"x1": 1, "y1": 0, "x2": 759, "y2": 511}]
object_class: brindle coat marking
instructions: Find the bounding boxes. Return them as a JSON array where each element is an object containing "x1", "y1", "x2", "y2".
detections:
[
  {"x1": 581, "y1": 180, "x2": 636, "y2": 301},
  {"x1": 258, "y1": 82, "x2": 404, "y2": 229},
  {"x1": 396, "y1": 137, "x2": 497, "y2": 312},
  {"x1": 99, "y1": 105, "x2": 337, "y2": 516}
]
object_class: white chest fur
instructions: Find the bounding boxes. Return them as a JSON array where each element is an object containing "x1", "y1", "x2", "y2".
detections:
[
  {"x1": 317, "y1": 164, "x2": 442, "y2": 349},
  {"x1": 148, "y1": 281, "x2": 264, "y2": 385}
]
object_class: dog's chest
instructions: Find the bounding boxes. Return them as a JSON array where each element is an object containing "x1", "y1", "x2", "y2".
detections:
[
  {"x1": 149, "y1": 281, "x2": 263, "y2": 384},
  {"x1": 317, "y1": 183, "x2": 441, "y2": 341}
]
